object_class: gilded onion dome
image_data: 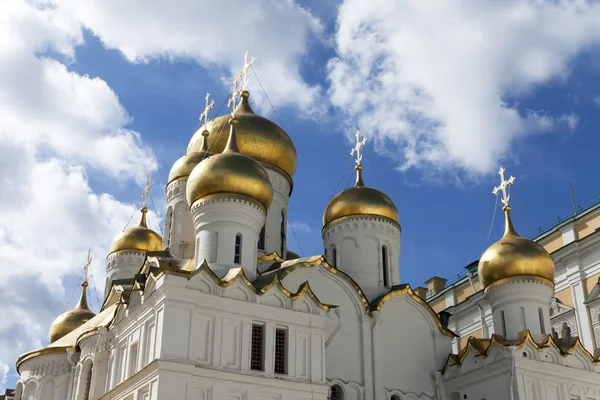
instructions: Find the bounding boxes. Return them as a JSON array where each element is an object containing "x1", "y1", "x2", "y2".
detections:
[
  {"x1": 109, "y1": 207, "x2": 163, "y2": 255},
  {"x1": 186, "y1": 117, "x2": 273, "y2": 210},
  {"x1": 323, "y1": 165, "x2": 399, "y2": 227},
  {"x1": 49, "y1": 281, "x2": 96, "y2": 343},
  {"x1": 187, "y1": 91, "x2": 297, "y2": 181},
  {"x1": 478, "y1": 205, "x2": 555, "y2": 289},
  {"x1": 168, "y1": 130, "x2": 215, "y2": 184}
]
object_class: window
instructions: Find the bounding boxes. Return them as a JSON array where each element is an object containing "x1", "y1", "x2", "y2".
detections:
[
  {"x1": 251, "y1": 324, "x2": 264, "y2": 371},
  {"x1": 330, "y1": 384, "x2": 344, "y2": 400},
  {"x1": 166, "y1": 209, "x2": 174, "y2": 248},
  {"x1": 234, "y1": 234, "x2": 242, "y2": 264},
  {"x1": 538, "y1": 308, "x2": 546, "y2": 334},
  {"x1": 332, "y1": 248, "x2": 337, "y2": 268},
  {"x1": 391, "y1": 396, "x2": 401, "y2": 400},
  {"x1": 500, "y1": 310, "x2": 507, "y2": 337},
  {"x1": 83, "y1": 363, "x2": 93, "y2": 400},
  {"x1": 280, "y1": 212, "x2": 286, "y2": 256},
  {"x1": 129, "y1": 342, "x2": 139, "y2": 377},
  {"x1": 382, "y1": 245, "x2": 389, "y2": 287},
  {"x1": 258, "y1": 225, "x2": 266, "y2": 250},
  {"x1": 274, "y1": 328, "x2": 287, "y2": 374}
]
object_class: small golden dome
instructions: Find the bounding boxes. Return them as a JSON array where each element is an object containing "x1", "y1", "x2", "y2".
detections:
[
  {"x1": 187, "y1": 91, "x2": 297, "y2": 180},
  {"x1": 479, "y1": 206, "x2": 555, "y2": 289},
  {"x1": 109, "y1": 208, "x2": 163, "y2": 255},
  {"x1": 49, "y1": 282, "x2": 96, "y2": 343},
  {"x1": 323, "y1": 166, "x2": 399, "y2": 227},
  {"x1": 168, "y1": 130, "x2": 214, "y2": 184},
  {"x1": 186, "y1": 118, "x2": 273, "y2": 210}
]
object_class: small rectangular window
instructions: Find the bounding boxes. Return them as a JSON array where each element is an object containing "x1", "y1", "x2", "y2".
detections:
[
  {"x1": 274, "y1": 328, "x2": 287, "y2": 374},
  {"x1": 251, "y1": 324, "x2": 264, "y2": 371},
  {"x1": 258, "y1": 225, "x2": 265, "y2": 250},
  {"x1": 234, "y1": 234, "x2": 242, "y2": 264}
]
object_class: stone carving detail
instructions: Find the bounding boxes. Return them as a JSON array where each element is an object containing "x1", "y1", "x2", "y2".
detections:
[
  {"x1": 550, "y1": 309, "x2": 578, "y2": 338},
  {"x1": 29, "y1": 358, "x2": 71, "y2": 378}
]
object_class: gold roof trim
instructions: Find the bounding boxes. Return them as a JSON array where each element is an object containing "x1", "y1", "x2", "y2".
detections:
[
  {"x1": 257, "y1": 252, "x2": 286, "y2": 264},
  {"x1": 485, "y1": 274, "x2": 555, "y2": 292},
  {"x1": 184, "y1": 260, "x2": 332, "y2": 311},
  {"x1": 259, "y1": 255, "x2": 373, "y2": 315},
  {"x1": 371, "y1": 284, "x2": 457, "y2": 338},
  {"x1": 441, "y1": 329, "x2": 599, "y2": 373},
  {"x1": 17, "y1": 304, "x2": 119, "y2": 371}
]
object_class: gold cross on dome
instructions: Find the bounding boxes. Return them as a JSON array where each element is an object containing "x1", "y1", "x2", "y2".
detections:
[
  {"x1": 83, "y1": 249, "x2": 92, "y2": 283},
  {"x1": 350, "y1": 130, "x2": 367, "y2": 166},
  {"x1": 228, "y1": 50, "x2": 256, "y2": 114},
  {"x1": 492, "y1": 167, "x2": 515, "y2": 206},
  {"x1": 198, "y1": 92, "x2": 214, "y2": 126},
  {"x1": 141, "y1": 174, "x2": 152, "y2": 209}
]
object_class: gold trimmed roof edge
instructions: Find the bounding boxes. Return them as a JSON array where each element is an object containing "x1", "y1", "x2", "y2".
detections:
[
  {"x1": 322, "y1": 213, "x2": 401, "y2": 232},
  {"x1": 484, "y1": 275, "x2": 555, "y2": 291},
  {"x1": 372, "y1": 284, "x2": 457, "y2": 338}
]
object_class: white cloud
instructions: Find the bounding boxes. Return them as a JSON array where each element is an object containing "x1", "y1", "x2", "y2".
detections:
[
  {"x1": 0, "y1": 0, "x2": 159, "y2": 389},
  {"x1": 53, "y1": 0, "x2": 324, "y2": 114},
  {"x1": 288, "y1": 220, "x2": 312, "y2": 234},
  {"x1": 327, "y1": 0, "x2": 600, "y2": 176}
]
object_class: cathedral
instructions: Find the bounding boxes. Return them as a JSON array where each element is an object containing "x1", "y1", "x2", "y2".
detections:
[{"x1": 10, "y1": 57, "x2": 600, "y2": 400}]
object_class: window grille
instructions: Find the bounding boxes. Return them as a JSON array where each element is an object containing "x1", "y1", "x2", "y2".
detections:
[
  {"x1": 251, "y1": 324, "x2": 264, "y2": 371},
  {"x1": 274, "y1": 329, "x2": 287, "y2": 374},
  {"x1": 330, "y1": 384, "x2": 344, "y2": 400}
]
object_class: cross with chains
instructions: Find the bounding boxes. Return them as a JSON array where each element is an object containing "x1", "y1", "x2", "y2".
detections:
[
  {"x1": 141, "y1": 174, "x2": 152, "y2": 209},
  {"x1": 228, "y1": 51, "x2": 255, "y2": 114},
  {"x1": 199, "y1": 92, "x2": 214, "y2": 127},
  {"x1": 492, "y1": 167, "x2": 515, "y2": 206},
  {"x1": 350, "y1": 130, "x2": 367, "y2": 166}
]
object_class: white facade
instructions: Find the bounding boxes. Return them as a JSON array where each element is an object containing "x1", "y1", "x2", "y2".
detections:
[
  {"x1": 190, "y1": 196, "x2": 265, "y2": 280},
  {"x1": 105, "y1": 252, "x2": 146, "y2": 297},
  {"x1": 322, "y1": 216, "x2": 401, "y2": 301}
]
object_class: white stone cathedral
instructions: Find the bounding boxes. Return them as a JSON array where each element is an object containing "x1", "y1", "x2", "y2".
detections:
[{"x1": 11, "y1": 62, "x2": 600, "y2": 400}]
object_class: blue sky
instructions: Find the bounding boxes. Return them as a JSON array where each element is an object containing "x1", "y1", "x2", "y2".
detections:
[{"x1": 3, "y1": 0, "x2": 600, "y2": 390}]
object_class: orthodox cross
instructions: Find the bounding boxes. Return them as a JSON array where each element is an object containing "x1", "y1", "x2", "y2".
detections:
[
  {"x1": 83, "y1": 249, "x2": 92, "y2": 284},
  {"x1": 198, "y1": 92, "x2": 214, "y2": 126},
  {"x1": 141, "y1": 174, "x2": 152, "y2": 209},
  {"x1": 350, "y1": 130, "x2": 367, "y2": 166},
  {"x1": 227, "y1": 50, "x2": 256, "y2": 114},
  {"x1": 492, "y1": 167, "x2": 515, "y2": 206}
]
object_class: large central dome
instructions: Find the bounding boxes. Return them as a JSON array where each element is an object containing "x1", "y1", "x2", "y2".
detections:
[{"x1": 187, "y1": 91, "x2": 297, "y2": 180}]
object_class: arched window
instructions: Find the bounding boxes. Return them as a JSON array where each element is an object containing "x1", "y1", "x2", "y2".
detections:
[
  {"x1": 258, "y1": 225, "x2": 266, "y2": 250},
  {"x1": 500, "y1": 310, "x2": 507, "y2": 337},
  {"x1": 166, "y1": 208, "x2": 174, "y2": 248},
  {"x1": 332, "y1": 247, "x2": 337, "y2": 268},
  {"x1": 520, "y1": 306, "x2": 526, "y2": 330},
  {"x1": 84, "y1": 362, "x2": 93, "y2": 400},
  {"x1": 538, "y1": 308, "x2": 546, "y2": 334},
  {"x1": 280, "y1": 211, "x2": 286, "y2": 256},
  {"x1": 382, "y1": 245, "x2": 389, "y2": 287},
  {"x1": 330, "y1": 384, "x2": 344, "y2": 400},
  {"x1": 234, "y1": 234, "x2": 242, "y2": 264},
  {"x1": 391, "y1": 396, "x2": 401, "y2": 400}
]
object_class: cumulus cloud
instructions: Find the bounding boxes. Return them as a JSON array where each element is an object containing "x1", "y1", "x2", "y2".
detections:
[
  {"x1": 0, "y1": 0, "x2": 158, "y2": 389},
  {"x1": 53, "y1": 0, "x2": 324, "y2": 113},
  {"x1": 327, "y1": 0, "x2": 600, "y2": 176}
]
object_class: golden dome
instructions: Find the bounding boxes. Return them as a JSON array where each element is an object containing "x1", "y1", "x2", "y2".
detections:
[
  {"x1": 168, "y1": 130, "x2": 214, "y2": 184},
  {"x1": 109, "y1": 208, "x2": 163, "y2": 255},
  {"x1": 187, "y1": 91, "x2": 297, "y2": 180},
  {"x1": 186, "y1": 118, "x2": 273, "y2": 210},
  {"x1": 49, "y1": 282, "x2": 96, "y2": 343},
  {"x1": 479, "y1": 206, "x2": 555, "y2": 289},
  {"x1": 323, "y1": 166, "x2": 399, "y2": 227}
]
